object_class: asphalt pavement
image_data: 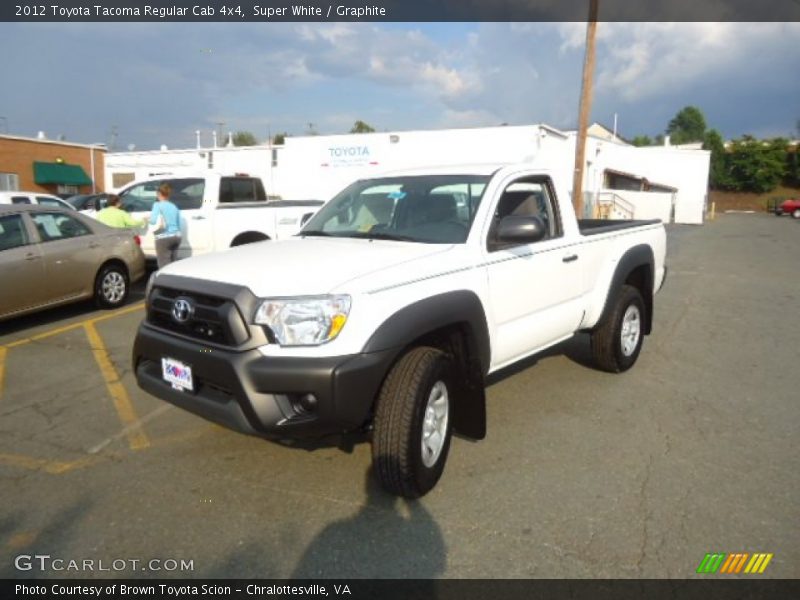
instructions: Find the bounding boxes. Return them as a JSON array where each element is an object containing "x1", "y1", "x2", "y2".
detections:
[{"x1": 0, "y1": 213, "x2": 797, "y2": 578}]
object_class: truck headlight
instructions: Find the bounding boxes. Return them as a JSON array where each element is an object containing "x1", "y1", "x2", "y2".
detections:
[{"x1": 254, "y1": 295, "x2": 351, "y2": 346}]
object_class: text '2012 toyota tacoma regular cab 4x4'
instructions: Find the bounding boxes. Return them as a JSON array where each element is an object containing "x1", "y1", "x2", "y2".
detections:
[{"x1": 133, "y1": 164, "x2": 667, "y2": 497}]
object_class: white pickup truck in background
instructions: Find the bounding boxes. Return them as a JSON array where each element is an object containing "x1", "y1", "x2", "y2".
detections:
[
  {"x1": 134, "y1": 163, "x2": 667, "y2": 498},
  {"x1": 115, "y1": 173, "x2": 324, "y2": 260}
]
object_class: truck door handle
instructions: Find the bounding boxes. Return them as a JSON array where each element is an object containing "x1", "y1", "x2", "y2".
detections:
[
  {"x1": 562, "y1": 254, "x2": 579, "y2": 263},
  {"x1": 25, "y1": 253, "x2": 41, "y2": 261},
  {"x1": 191, "y1": 216, "x2": 206, "y2": 221},
  {"x1": 89, "y1": 242, "x2": 101, "y2": 248}
]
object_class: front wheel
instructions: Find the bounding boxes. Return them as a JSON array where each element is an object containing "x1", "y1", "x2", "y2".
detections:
[
  {"x1": 94, "y1": 264, "x2": 129, "y2": 309},
  {"x1": 372, "y1": 347, "x2": 454, "y2": 498},
  {"x1": 590, "y1": 284, "x2": 645, "y2": 373},
  {"x1": 792, "y1": 209, "x2": 800, "y2": 219}
]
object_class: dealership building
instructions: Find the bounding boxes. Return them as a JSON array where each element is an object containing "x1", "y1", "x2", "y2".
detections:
[
  {"x1": 0, "y1": 133, "x2": 106, "y2": 196},
  {"x1": 105, "y1": 123, "x2": 711, "y2": 224}
]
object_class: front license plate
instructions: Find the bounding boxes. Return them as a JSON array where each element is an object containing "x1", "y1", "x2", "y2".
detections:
[{"x1": 162, "y1": 357, "x2": 193, "y2": 392}]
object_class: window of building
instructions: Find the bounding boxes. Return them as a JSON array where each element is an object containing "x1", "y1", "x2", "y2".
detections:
[
  {"x1": 112, "y1": 172, "x2": 135, "y2": 189},
  {"x1": 57, "y1": 184, "x2": 79, "y2": 196},
  {"x1": 0, "y1": 173, "x2": 19, "y2": 191}
]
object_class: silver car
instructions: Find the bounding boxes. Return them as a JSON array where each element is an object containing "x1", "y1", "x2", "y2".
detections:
[{"x1": 0, "y1": 204, "x2": 146, "y2": 321}]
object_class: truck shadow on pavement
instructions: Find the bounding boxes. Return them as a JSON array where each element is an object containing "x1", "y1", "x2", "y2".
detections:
[
  {"x1": 288, "y1": 467, "x2": 445, "y2": 581},
  {"x1": 199, "y1": 467, "x2": 446, "y2": 580}
]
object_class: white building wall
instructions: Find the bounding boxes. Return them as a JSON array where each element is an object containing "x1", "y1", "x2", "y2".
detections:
[
  {"x1": 582, "y1": 139, "x2": 710, "y2": 224},
  {"x1": 104, "y1": 124, "x2": 710, "y2": 224},
  {"x1": 273, "y1": 125, "x2": 570, "y2": 200},
  {"x1": 613, "y1": 191, "x2": 674, "y2": 222}
]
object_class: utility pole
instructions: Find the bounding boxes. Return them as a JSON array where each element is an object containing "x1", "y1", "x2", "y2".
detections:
[{"x1": 572, "y1": 0, "x2": 599, "y2": 218}]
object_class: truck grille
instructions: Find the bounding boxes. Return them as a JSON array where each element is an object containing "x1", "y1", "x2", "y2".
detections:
[{"x1": 147, "y1": 286, "x2": 250, "y2": 347}]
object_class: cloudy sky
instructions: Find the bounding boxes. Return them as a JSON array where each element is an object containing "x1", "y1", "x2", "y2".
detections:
[{"x1": 2, "y1": 22, "x2": 799, "y2": 150}]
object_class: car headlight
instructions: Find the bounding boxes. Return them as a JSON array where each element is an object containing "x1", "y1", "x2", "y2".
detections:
[{"x1": 254, "y1": 295, "x2": 351, "y2": 346}]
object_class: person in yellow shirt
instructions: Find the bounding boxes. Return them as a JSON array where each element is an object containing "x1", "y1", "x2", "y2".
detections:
[{"x1": 95, "y1": 195, "x2": 146, "y2": 229}]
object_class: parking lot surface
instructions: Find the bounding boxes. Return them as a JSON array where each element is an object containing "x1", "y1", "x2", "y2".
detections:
[{"x1": 1, "y1": 214, "x2": 798, "y2": 578}]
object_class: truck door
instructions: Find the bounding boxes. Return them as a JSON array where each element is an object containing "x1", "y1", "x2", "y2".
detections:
[
  {"x1": 483, "y1": 176, "x2": 584, "y2": 368},
  {"x1": 120, "y1": 178, "x2": 212, "y2": 258}
]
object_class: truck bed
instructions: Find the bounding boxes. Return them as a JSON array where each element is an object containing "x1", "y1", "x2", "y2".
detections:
[{"x1": 578, "y1": 219, "x2": 662, "y2": 236}]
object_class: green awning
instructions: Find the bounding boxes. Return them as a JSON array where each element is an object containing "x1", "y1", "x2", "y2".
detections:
[{"x1": 33, "y1": 161, "x2": 93, "y2": 186}]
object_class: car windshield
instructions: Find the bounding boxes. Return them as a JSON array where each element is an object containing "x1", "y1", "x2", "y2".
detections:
[{"x1": 300, "y1": 175, "x2": 489, "y2": 244}]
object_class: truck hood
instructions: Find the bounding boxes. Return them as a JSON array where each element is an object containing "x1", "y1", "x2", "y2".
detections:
[{"x1": 157, "y1": 237, "x2": 455, "y2": 297}]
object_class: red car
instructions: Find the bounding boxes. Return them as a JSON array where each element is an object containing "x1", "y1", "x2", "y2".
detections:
[{"x1": 775, "y1": 198, "x2": 800, "y2": 218}]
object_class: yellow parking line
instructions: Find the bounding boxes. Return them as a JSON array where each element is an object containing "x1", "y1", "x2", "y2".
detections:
[
  {"x1": 0, "y1": 346, "x2": 6, "y2": 402},
  {"x1": 0, "y1": 453, "x2": 100, "y2": 475},
  {"x1": 84, "y1": 321, "x2": 150, "y2": 451},
  {"x1": 5, "y1": 302, "x2": 144, "y2": 349},
  {"x1": 6, "y1": 531, "x2": 39, "y2": 549}
]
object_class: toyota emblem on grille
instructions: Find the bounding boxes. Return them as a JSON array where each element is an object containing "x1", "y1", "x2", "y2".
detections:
[{"x1": 172, "y1": 298, "x2": 194, "y2": 323}]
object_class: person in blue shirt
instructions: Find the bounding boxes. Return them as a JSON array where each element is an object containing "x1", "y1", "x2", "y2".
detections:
[{"x1": 149, "y1": 182, "x2": 182, "y2": 268}]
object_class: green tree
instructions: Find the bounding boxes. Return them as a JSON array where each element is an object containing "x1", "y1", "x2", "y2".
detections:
[
  {"x1": 631, "y1": 135, "x2": 653, "y2": 147},
  {"x1": 787, "y1": 148, "x2": 800, "y2": 186},
  {"x1": 702, "y1": 129, "x2": 731, "y2": 189},
  {"x1": 349, "y1": 120, "x2": 376, "y2": 134},
  {"x1": 727, "y1": 136, "x2": 788, "y2": 193},
  {"x1": 232, "y1": 131, "x2": 258, "y2": 146},
  {"x1": 272, "y1": 132, "x2": 288, "y2": 145},
  {"x1": 666, "y1": 106, "x2": 707, "y2": 144}
]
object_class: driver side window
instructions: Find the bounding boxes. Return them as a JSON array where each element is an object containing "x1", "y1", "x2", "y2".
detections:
[{"x1": 494, "y1": 178, "x2": 560, "y2": 241}]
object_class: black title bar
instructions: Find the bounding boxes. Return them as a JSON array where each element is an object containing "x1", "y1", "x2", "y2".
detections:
[
  {"x1": 4, "y1": 579, "x2": 800, "y2": 600},
  {"x1": 3, "y1": 0, "x2": 800, "y2": 22}
]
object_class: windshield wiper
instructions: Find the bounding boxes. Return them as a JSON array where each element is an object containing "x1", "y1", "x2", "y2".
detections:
[
  {"x1": 347, "y1": 231, "x2": 418, "y2": 242},
  {"x1": 299, "y1": 230, "x2": 336, "y2": 237}
]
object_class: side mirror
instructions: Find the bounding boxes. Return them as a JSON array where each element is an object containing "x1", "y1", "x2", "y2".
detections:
[{"x1": 495, "y1": 215, "x2": 547, "y2": 245}]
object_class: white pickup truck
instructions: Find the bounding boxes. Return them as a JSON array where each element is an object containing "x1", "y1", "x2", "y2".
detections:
[
  {"x1": 115, "y1": 173, "x2": 323, "y2": 260},
  {"x1": 133, "y1": 164, "x2": 667, "y2": 497}
]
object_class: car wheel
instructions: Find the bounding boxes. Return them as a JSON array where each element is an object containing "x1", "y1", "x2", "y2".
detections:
[
  {"x1": 372, "y1": 346, "x2": 454, "y2": 498},
  {"x1": 94, "y1": 264, "x2": 129, "y2": 309},
  {"x1": 792, "y1": 209, "x2": 800, "y2": 219},
  {"x1": 590, "y1": 284, "x2": 645, "y2": 373}
]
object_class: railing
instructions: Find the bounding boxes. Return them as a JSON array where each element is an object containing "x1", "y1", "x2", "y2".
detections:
[{"x1": 595, "y1": 191, "x2": 635, "y2": 220}]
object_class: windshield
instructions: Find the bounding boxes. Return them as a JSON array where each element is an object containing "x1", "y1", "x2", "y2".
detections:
[{"x1": 301, "y1": 175, "x2": 489, "y2": 244}]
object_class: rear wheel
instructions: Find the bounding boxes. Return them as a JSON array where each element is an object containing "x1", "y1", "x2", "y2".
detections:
[
  {"x1": 94, "y1": 263, "x2": 129, "y2": 309},
  {"x1": 590, "y1": 284, "x2": 645, "y2": 373},
  {"x1": 792, "y1": 209, "x2": 800, "y2": 219},
  {"x1": 372, "y1": 347, "x2": 453, "y2": 498}
]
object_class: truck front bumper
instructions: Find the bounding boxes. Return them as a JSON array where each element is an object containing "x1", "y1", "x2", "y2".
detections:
[{"x1": 133, "y1": 323, "x2": 394, "y2": 440}]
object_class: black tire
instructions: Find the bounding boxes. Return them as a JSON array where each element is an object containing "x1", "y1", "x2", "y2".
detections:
[
  {"x1": 94, "y1": 263, "x2": 129, "y2": 309},
  {"x1": 372, "y1": 346, "x2": 454, "y2": 498},
  {"x1": 792, "y1": 209, "x2": 800, "y2": 219},
  {"x1": 590, "y1": 284, "x2": 645, "y2": 373}
]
